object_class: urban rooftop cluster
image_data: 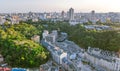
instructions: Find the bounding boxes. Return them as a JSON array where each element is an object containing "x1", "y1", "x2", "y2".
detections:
[
  {"x1": 41, "y1": 30, "x2": 120, "y2": 71},
  {"x1": 1, "y1": 8, "x2": 120, "y2": 25}
]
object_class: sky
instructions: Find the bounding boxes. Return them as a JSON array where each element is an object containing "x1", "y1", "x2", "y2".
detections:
[{"x1": 0, "y1": 0, "x2": 120, "y2": 13}]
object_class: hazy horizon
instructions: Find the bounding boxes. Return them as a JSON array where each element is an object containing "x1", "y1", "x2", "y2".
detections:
[{"x1": 1, "y1": 0, "x2": 120, "y2": 13}]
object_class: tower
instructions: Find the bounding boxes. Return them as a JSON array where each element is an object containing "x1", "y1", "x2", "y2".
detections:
[
  {"x1": 69, "y1": 8, "x2": 74, "y2": 21},
  {"x1": 91, "y1": 10, "x2": 96, "y2": 24},
  {"x1": 61, "y1": 11, "x2": 65, "y2": 20}
]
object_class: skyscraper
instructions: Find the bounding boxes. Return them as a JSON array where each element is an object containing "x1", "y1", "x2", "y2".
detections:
[
  {"x1": 91, "y1": 10, "x2": 95, "y2": 15},
  {"x1": 91, "y1": 10, "x2": 96, "y2": 24},
  {"x1": 69, "y1": 8, "x2": 74, "y2": 21},
  {"x1": 61, "y1": 11, "x2": 65, "y2": 20}
]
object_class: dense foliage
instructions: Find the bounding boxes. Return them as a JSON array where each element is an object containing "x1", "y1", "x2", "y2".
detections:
[
  {"x1": 0, "y1": 23, "x2": 49, "y2": 68},
  {"x1": 25, "y1": 20, "x2": 120, "y2": 52}
]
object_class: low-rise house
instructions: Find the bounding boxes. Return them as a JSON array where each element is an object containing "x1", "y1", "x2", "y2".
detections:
[
  {"x1": 32, "y1": 18, "x2": 39, "y2": 22},
  {"x1": 40, "y1": 61, "x2": 64, "y2": 71},
  {"x1": 31, "y1": 35, "x2": 40, "y2": 43},
  {"x1": 0, "y1": 67, "x2": 11, "y2": 71},
  {"x1": 0, "y1": 16, "x2": 6, "y2": 25},
  {"x1": 41, "y1": 41, "x2": 67, "y2": 65},
  {"x1": 84, "y1": 47, "x2": 120, "y2": 71},
  {"x1": 62, "y1": 58, "x2": 77, "y2": 71},
  {"x1": 84, "y1": 25, "x2": 112, "y2": 30},
  {"x1": 10, "y1": 15, "x2": 20, "y2": 24},
  {"x1": 117, "y1": 50, "x2": 120, "y2": 58},
  {"x1": 12, "y1": 68, "x2": 26, "y2": 71},
  {"x1": 42, "y1": 30, "x2": 58, "y2": 43},
  {"x1": 0, "y1": 54, "x2": 4, "y2": 63}
]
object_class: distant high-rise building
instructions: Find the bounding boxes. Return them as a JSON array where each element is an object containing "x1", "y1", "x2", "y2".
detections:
[
  {"x1": 61, "y1": 11, "x2": 65, "y2": 20},
  {"x1": 91, "y1": 10, "x2": 95, "y2": 15},
  {"x1": 90, "y1": 10, "x2": 96, "y2": 24},
  {"x1": 67, "y1": 11, "x2": 69, "y2": 20},
  {"x1": 69, "y1": 8, "x2": 74, "y2": 21}
]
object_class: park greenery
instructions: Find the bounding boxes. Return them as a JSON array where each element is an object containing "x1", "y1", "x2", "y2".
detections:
[
  {"x1": 0, "y1": 22, "x2": 49, "y2": 68},
  {"x1": 25, "y1": 20, "x2": 120, "y2": 52}
]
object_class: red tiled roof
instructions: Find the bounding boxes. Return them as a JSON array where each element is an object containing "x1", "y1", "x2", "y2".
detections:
[{"x1": 0, "y1": 67, "x2": 11, "y2": 71}]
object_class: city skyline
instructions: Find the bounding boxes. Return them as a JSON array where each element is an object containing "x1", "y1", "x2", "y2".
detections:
[{"x1": 0, "y1": 0, "x2": 120, "y2": 13}]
